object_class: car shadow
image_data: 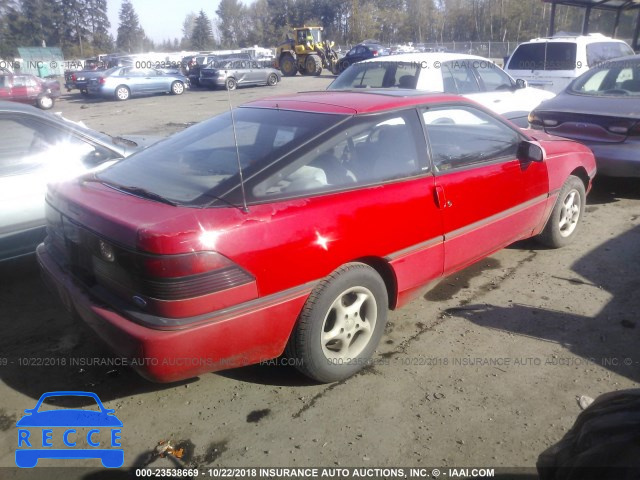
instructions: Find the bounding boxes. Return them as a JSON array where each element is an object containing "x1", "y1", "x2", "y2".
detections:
[
  {"x1": 0, "y1": 256, "x2": 195, "y2": 407},
  {"x1": 586, "y1": 177, "x2": 640, "y2": 205},
  {"x1": 447, "y1": 224, "x2": 640, "y2": 384}
]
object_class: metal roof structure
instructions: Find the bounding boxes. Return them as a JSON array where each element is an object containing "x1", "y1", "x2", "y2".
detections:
[{"x1": 541, "y1": 0, "x2": 640, "y2": 49}]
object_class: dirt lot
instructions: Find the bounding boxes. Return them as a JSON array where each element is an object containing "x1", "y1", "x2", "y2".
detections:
[{"x1": 1, "y1": 77, "x2": 639, "y2": 479}]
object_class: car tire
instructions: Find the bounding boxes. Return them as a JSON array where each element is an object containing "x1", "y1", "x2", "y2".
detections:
[
  {"x1": 36, "y1": 95, "x2": 54, "y2": 109},
  {"x1": 170, "y1": 81, "x2": 184, "y2": 95},
  {"x1": 80, "y1": 89, "x2": 88, "y2": 96},
  {"x1": 286, "y1": 263, "x2": 388, "y2": 383},
  {"x1": 280, "y1": 53, "x2": 297, "y2": 77},
  {"x1": 225, "y1": 77, "x2": 237, "y2": 91},
  {"x1": 538, "y1": 175, "x2": 586, "y2": 248},
  {"x1": 267, "y1": 73, "x2": 279, "y2": 86},
  {"x1": 114, "y1": 85, "x2": 130, "y2": 101}
]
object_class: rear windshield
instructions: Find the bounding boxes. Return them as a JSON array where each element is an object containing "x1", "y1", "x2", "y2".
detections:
[
  {"x1": 97, "y1": 108, "x2": 344, "y2": 206},
  {"x1": 508, "y1": 42, "x2": 577, "y2": 71},
  {"x1": 329, "y1": 62, "x2": 421, "y2": 89},
  {"x1": 570, "y1": 60, "x2": 640, "y2": 96}
]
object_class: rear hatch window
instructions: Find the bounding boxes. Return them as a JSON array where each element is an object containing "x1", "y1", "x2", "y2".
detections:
[
  {"x1": 508, "y1": 42, "x2": 577, "y2": 70},
  {"x1": 97, "y1": 108, "x2": 344, "y2": 207},
  {"x1": 586, "y1": 42, "x2": 635, "y2": 67}
]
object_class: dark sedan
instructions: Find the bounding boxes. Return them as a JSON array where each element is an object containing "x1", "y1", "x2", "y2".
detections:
[
  {"x1": 199, "y1": 59, "x2": 280, "y2": 90},
  {"x1": 529, "y1": 54, "x2": 640, "y2": 177},
  {"x1": 338, "y1": 43, "x2": 384, "y2": 73}
]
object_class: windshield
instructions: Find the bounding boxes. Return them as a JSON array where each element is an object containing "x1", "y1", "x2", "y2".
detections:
[
  {"x1": 329, "y1": 62, "x2": 421, "y2": 89},
  {"x1": 97, "y1": 108, "x2": 344, "y2": 206},
  {"x1": 570, "y1": 61, "x2": 640, "y2": 96}
]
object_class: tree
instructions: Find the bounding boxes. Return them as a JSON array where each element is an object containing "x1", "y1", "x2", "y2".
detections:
[
  {"x1": 116, "y1": 0, "x2": 145, "y2": 53},
  {"x1": 190, "y1": 10, "x2": 214, "y2": 50},
  {"x1": 216, "y1": 0, "x2": 247, "y2": 48},
  {"x1": 86, "y1": 0, "x2": 113, "y2": 53}
]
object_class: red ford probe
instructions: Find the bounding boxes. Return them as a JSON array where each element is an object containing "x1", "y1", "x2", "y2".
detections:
[{"x1": 37, "y1": 90, "x2": 596, "y2": 383}]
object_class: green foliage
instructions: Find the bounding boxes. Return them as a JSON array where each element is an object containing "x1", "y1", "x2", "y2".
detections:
[
  {"x1": 116, "y1": 0, "x2": 145, "y2": 53},
  {"x1": 190, "y1": 10, "x2": 215, "y2": 50}
]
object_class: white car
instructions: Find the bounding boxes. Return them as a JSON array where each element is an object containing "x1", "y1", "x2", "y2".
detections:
[
  {"x1": 504, "y1": 33, "x2": 634, "y2": 94},
  {"x1": 328, "y1": 52, "x2": 555, "y2": 127}
]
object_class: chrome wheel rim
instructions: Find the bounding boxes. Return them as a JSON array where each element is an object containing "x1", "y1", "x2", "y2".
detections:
[
  {"x1": 39, "y1": 96, "x2": 53, "y2": 108},
  {"x1": 559, "y1": 189, "x2": 581, "y2": 237},
  {"x1": 321, "y1": 286, "x2": 377, "y2": 360},
  {"x1": 116, "y1": 87, "x2": 129, "y2": 100},
  {"x1": 173, "y1": 82, "x2": 184, "y2": 94}
]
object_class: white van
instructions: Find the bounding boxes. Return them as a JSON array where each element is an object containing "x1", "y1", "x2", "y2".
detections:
[{"x1": 504, "y1": 33, "x2": 634, "y2": 94}]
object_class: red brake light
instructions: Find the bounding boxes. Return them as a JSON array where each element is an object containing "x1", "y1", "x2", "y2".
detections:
[
  {"x1": 71, "y1": 74, "x2": 76, "y2": 82},
  {"x1": 99, "y1": 77, "x2": 106, "y2": 85},
  {"x1": 372, "y1": 50, "x2": 378, "y2": 56}
]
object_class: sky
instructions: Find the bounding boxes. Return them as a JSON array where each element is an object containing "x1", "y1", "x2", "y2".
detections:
[{"x1": 107, "y1": 0, "x2": 233, "y2": 44}]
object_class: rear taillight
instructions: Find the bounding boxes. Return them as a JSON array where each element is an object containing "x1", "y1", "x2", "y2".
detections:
[
  {"x1": 99, "y1": 77, "x2": 106, "y2": 85},
  {"x1": 90, "y1": 237, "x2": 255, "y2": 303},
  {"x1": 71, "y1": 74, "x2": 76, "y2": 82},
  {"x1": 528, "y1": 111, "x2": 544, "y2": 129},
  {"x1": 372, "y1": 50, "x2": 378, "y2": 56}
]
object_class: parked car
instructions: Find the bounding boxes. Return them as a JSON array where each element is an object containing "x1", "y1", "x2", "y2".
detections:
[
  {"x1": 185, "y1": 53, "x2": 252, "y2": 86},
  {"x1": 87, "y1": 67, "x2": 189, "y2": 101},
  {"x1": 328, "y1": 53, "x2": 556, "y2": 127},
  {"x1": 529, "y1": 54, "x2": 640, "y2": 177},
  {"x1": 338, "y1": 43, "x2": 384, "y2": 73},
  {"x1": 37, "y1": 91, "x2": 596, "y2": 383},
  {"x1": 0, "y1": 101, "x2": 147, "y2": 261},
  {"x1": 505, "y1": 33, "x2": 634, "y2": 94},
  {"x1": 199, "y1": 59, "x2": 281, "y2": 90},
  {"x1": 0, "y1": 73, "x2": 60, "y2": 109},
  {"x1": 64, "y1": 61, "x2": 108, "y2": 94}
]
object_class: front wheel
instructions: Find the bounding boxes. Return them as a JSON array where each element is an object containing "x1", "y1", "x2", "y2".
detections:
[
  {"x1": 537, "y1": 175, "x2": 586, "y2": 248},
  {"x1": 286, "y1": 263, "x2": 388, "y2": 383},
  {"x1": 37, "y1": 95, "x2": 54, "y2": 109},
  {"x1": 170, "y1": 81, "x2": 184, "y2": 95}
]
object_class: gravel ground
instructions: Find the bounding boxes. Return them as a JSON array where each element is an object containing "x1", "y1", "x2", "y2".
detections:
[{"x1": 1, "y1": 76, "x2": 639, "y2": 479}]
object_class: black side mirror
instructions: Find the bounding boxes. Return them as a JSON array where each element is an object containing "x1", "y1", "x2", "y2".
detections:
[
  {"x1": 515, "y1": 78, "x2": 527, "y2": 89},
  {"x1": 518, "y1": 140, "x2": 544, "y2": 162}
]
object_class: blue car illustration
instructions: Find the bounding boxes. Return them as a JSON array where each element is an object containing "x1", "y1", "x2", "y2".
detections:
[{"x1": 16, "y1": 391, "x2": 123, "y2": 468}]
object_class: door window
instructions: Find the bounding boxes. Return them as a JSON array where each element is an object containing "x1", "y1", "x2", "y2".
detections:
[
  {"x1": 422, "y1": 106, "x2": 520, "y2": 172},
  {"x1": 443, "y1": 62, "x2": 480, "y2": 93},
  {"x1": 474, "y1": 63, "x2": 513, "y2": 91}
]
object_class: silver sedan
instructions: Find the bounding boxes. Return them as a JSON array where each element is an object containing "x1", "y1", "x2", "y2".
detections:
[
  {"x1": 88, "y1": 67, "x2": 189, "y2": 100},
  {"x1": 199, "y1": 60, "x2": 281, "y2": 90}
]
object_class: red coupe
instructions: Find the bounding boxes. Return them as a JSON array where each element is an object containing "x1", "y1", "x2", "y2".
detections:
[{"x1": 37, "y1": 91, "x2": 596, "y2": 383}]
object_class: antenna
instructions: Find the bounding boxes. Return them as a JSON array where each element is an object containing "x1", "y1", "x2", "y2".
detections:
[{"x1": 226, "y1": 79, "x2": 249, "y2": 213}]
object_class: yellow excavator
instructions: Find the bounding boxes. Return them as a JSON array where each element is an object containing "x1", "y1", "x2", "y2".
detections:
[{"x1": 274, "y1": 26, "x2": 340, "y2": 76}]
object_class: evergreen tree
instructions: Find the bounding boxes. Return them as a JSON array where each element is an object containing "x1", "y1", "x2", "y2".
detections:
[
  {"x1": 190, "y1": 10, "x2": 214, "y2": 50},
  {"x1": 116, "y1": 0, "x2": 145, "y2": 53}
]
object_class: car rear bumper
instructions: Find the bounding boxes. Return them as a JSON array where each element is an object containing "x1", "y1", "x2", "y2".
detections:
[
  {"x1": 37, "y1": 243, "x2": 309, "y2": 382},
  {"x1": 586, "y1": 141, "x2": 640, "y2": 178}
]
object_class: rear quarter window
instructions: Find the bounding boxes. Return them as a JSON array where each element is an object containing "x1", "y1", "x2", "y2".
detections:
[
  {"x1": 508, "y1": 42, "x2": 577, "y2": 71},
  {"x1": 586, "y1": 42, "x2": 635, "y2": 67}
]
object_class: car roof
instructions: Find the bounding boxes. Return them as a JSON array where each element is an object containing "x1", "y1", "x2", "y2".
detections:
[
  {"x1": 521, "y1": 33, "x2": 627, "y2": 44},
  {"x1": 243, "y1": 90, "x2": 467, "y2": 115},
  {"x1": 360, "y1": 52, "x2": 496, "y2": 64}
]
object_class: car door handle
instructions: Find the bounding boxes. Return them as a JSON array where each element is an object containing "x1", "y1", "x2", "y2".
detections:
[{"x1": 434, "y1": 185, "x2": 452, "y2": 209}]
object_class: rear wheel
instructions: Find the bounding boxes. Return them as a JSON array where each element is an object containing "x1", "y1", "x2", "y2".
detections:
[
  {"x1": 538, "y1": 175, "x2": 585, "y2": 248},
  {"x1": 280, "y1": 53, "x2": 297, "y2": 77},
  {"x1": 225, "y1": 77, "x2": 237, "y2": 91},
  {"x1": 114, "y1": 85, "x2": 130, "y2": 101},
  {"x1": 267, "y1": 73, "x2": 279, "y2": 86},
  {"x1": 36, "y1": 95, "x2": 54, "y2": 109},
  {"x1": 170, "y1": 81, "x2": 184, "y2": 95},
  {"x1": 286, "y1": 263, "x2": 388, "y2": 383}
]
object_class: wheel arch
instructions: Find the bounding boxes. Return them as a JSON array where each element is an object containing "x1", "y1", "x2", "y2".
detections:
[
  {"x1": 569, "y1": 166, "x2": 590, "y2": 190},
  {"x1": 352, "y1": 256, "x2": 399, "y2": 310}
]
